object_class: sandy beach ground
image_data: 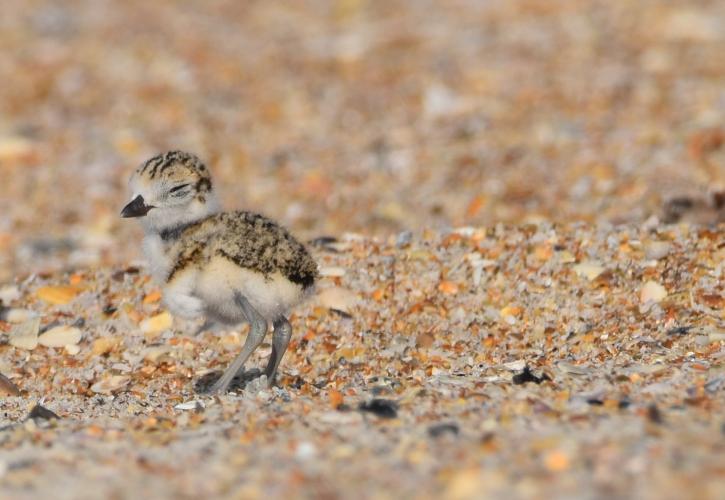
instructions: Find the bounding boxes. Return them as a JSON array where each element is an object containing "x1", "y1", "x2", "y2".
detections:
[{"x1": 0, "y1": 1, "x2": 723, "y2": 499}]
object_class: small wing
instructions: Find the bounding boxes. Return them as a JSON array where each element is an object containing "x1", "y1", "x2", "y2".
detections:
[{"x1": 214, "y1": 212, "x2": 318, "y2": 289}]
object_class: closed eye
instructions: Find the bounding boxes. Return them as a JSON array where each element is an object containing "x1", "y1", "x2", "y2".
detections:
[{"x1": 169, "y1": 183, "x2": 191, "y2": 196}]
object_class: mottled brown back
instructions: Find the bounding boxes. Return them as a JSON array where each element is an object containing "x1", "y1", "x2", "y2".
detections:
[{"x1": 164, "y1": 211, "x2": 318, "y2": 288}]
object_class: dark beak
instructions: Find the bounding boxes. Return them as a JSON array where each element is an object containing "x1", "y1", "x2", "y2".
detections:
[{"x1": 121, "y1": 195, "x2": 153, "y2": 218}]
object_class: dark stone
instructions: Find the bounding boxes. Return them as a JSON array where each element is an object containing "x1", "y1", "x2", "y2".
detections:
[
  {"x1": 428, "y1": 422, "x2": 459, "y2": 438},
  {"x1": 290, "y1": 377, "x2": 306, "y2": 390},
  {"x1": 28, "y1": 404, "x2": 59, "y2": 421},
  {"x1": 512, "y1": 366, "x2": 550, "y2": 385},
  {"x1": 112, "y1": 266, "x2": 139, "y2": 281},
  {"x1": 647, "y1": 404, "x2": 663, "y2": 424},
  {"x1": 358, "y1": 399, "x2": 398, "y2": 419},
  {"x1": 667, "y1": 326, "x2": 692, "y2": 336},
  {"x1": 308, "y1": 236, "x2": 338, "y2": 247},
  {"x1": 330, "y1": 308, "x2": 353, "y2": 319}
]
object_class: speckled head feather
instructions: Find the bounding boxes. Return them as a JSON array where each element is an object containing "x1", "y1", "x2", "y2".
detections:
[
  {"x1": 123, "y1": 151, "x2": 221, "y2": 233},
  {"x1": 134, "y1": 150, "x2": 214, "y2": 203},
  {"x1": 138, "y1": 151, "x2": 211, "y2": 187}
]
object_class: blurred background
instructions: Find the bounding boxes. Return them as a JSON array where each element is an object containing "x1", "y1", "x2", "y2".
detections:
[{"x1": 0, "y1": 0, "x2": 723, "y2": 281}]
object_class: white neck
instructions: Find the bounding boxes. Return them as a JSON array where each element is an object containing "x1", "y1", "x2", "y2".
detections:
[{"x1": 141, "y1": 195, "x2": 221, "y2": 235}]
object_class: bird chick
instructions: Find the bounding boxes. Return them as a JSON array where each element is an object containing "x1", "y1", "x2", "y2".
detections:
[{"x1": 121, "y1": 151, "x2": 317, "y2": 394}]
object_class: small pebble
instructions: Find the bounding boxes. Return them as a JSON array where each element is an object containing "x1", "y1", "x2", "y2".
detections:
[
  {"x1": 91, "y1": 375, "x2": 130, "y2": 394},
  {"x1": 0, "y1": 285, "x2": 21, "y2": 303},
  {"x1": 8, "y1": 317, "x2": 40, "y2": 350},
  {"x1": 647, "y1": 404, "x2": 664, "y2": 424},
  {"x1": 1, "y1": 308, "x2": 38, "y2": 323},
  {"x1": 645, "y1": 241, "x2": 671, "y2": 260},
  {"x1": 502, "y1": 360, "x2": 527, "y2": 371},
  {"x1": 36, "y1": 285, "x2": 81, "y2": 305},
  {"x1": 174, "y1": 400, "x2": 205, "y2": 411},
  {"x1": 0, "y1": 373, "x2": 21, "y2": 396},
  {"x1": 295, "y1": 441, "x2": 318, "y2": 461},
  {"x1": 316, "y1": 286, "x2": 358, "y2": 314},
  {"x1": 38, "y1": 325, "x2": 82, "y2": 347},
  {"x1": 557, "y1": 361, "x2": 592, "y2": 376},
  {"x1": 140, "y1": 312, "x2": 173, "y2": 334},
  {"x1": 318, "y1": 266, "x2": 346, "y2": 277},
  {"x1": 0, "y1": 135, "x2": 34, "y2": 162},
  {"x1": 428, "y1": 423, "x2": 459, "y2": 438},
  {"x1": 141, "y1": 346, "x2": 172, "y2": 363},
  {"x1": 706, "y1": 328, "x2": 725, "y2": 343},
  {"x1": 573, "y1": 261, "x2": 606, "y2": 281},
  {"x1": 640, "y1": 280, "x2": 667, "y2": 303},
  {"x1": 396, "y1": 231, "x2": 413, "y2": 248},
  {"x1": 65, "y1": 344, "x2": 81, "y2": 355},
  {"x1": 92, "y1": 337, "x2": 120, "y2": 356}
]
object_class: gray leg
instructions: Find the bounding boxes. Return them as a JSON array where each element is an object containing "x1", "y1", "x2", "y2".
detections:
[
  {"x1": 206, "y1": 293, "x2": 267, "y2": 394},
  {"x1": 264, "y1": 317, "x2": 292, "y2": 387}
]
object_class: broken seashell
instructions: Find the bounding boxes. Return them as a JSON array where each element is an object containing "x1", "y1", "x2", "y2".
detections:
[
  {"x1": 38, "y1": 325, "x2": 82, "y2": 347},
  {"x1": 640, "y1": 281, "x2": 667, "y2": 303},
  {"x1": 8, "y1": 317, "x2": 40, "y2": 350}
]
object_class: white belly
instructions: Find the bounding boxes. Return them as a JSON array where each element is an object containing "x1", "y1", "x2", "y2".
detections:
[
  {"x1": 196, "y1": 256, "x2": 305, "y2": 322},
  {"x1": 142, "y1": 234, "x2": 172, "y2": 283}
]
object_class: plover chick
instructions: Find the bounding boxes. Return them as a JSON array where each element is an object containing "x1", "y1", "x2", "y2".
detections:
[{"x1": 121, "y1": 151, "x2": 318, "y2": 394}]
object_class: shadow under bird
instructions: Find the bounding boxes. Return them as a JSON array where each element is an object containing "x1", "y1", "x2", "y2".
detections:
[{"x1": 121, "y1": 151, "x2": 318, "y2": 394}]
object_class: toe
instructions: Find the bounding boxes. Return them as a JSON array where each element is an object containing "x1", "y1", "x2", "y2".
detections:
[{"x1": 198, "y1": 376, "x2": 229, "y2": 395}]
